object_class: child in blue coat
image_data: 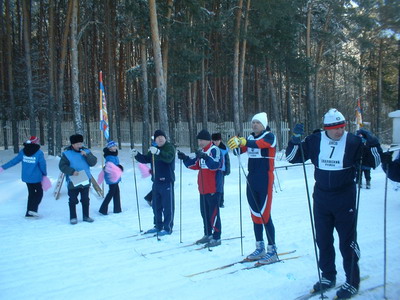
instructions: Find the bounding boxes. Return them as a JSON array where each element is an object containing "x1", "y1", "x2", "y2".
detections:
[
  {"x1": 0, "y1": 136, "x2": 48, "y2": 217},
  {"x1": 99, "y1": 141, "x2": 123, "y2": 215}
]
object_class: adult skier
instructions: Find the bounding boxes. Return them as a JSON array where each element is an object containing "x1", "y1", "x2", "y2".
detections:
[
  {"x1": 227, "y1": 112, "x2": 278, "y2": 264},
  {"x1": 286, "y1": 108, "x2": 382, "y2": 299}
]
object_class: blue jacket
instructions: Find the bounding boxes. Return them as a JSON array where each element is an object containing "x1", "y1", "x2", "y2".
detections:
[
  {"x1": 103, "y1": 147, "x2": 122, "y2": 184},
  {"x1": 2, "y1": 143, "x2": 47, "y2": 183},
  {"x1": 59, "y1": 146, "x2": 97, "y2": 189}
]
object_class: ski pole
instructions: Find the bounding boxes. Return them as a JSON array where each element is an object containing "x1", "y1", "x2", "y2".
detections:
[
  {"x1": 152, "y1": 153, "x2": 160, "y2": 241},
  {"x1": 298, "y1": 141, "x2": 324, "y2": 300},
  {"x1": 132, "y1": 154, "x2": 142, "y2": 232},
  {"x1": 180, "y1": 158, "x2": 183, "y2": 243},
  {"x1": 383, "y1": 163, "x2": 388, "y2": 300},
  {"x1": 236, "y1": 148, "x2": 244, "y2": 256}
]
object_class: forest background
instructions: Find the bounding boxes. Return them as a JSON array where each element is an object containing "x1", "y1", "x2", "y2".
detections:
[{"x1": 1, "y1": 0, "x2": 399, "y2": 155}]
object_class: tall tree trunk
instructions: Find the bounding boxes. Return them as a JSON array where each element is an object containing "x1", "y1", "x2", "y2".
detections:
[
  {"x1": 305, "y1": 0, "x2": 317, "y2": 132},
  {"x1": 149, "y1": 0, "x2": 169, "y2": 136},
  {"x1": 71, "y1": 0, "x2": 83, "y2": 134},
  {"x1": 56, "y1": 0, "x2": 74, "y2": 155},
  {"x1": 22, "y1": 0, "x2": 35, "y2": 136},
  {"x1": 47, "y1": 0, "x2": 56, "y2": 154},
  {"x1": 266, "y1": 59, "x2": 282, "y2": 150},
  {"x1": 1, "y1": 0, "x2": 9, "y2": 149},
  {"x1": 140, "y1": 38, "x2": 150, "y2": 152},
  {"x1": 376, "y1": 38, "x2": 383, "y2": 138},
  {"x1": 238, "y1": 0, "x2": 250, "y2": 131},
  {"x1": 232, "y1": 0, "x2": 243, "y2": 134},
  {"x1": 5, "y1": 0, "x2": 18, "y2": 153}
]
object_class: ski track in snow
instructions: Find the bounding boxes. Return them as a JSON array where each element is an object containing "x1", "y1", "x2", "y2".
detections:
[{"x1": 0, "y1": 146, "x2": 399, "y2": 300}]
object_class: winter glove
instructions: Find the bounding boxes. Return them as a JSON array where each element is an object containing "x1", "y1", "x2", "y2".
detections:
[
  {"x1": 149, "y1": 146, "x2": 160, "y2": 155},
  {"x1": 381, "y1": 152, "x2": 392, "y2": 164},
  {"x1": 0, "y1": 167, "x2": 4, "y2": 174},
  {"x1": 131, "y1": 148, "x2": 138, "y2": 157},
  {"x1": 356, "y1": 129, "x2": 379, "y2": 147},
  {"x1": 227, "y1": 136, "x2": 246, "y2": 149},
  {"x1": 291, "y1": 123, "x2": 304, "y2": 144},
  {"x1": 41, "y1": 176, "x2": 52, "y2": 192},
  {"x1": 177, "y1": 151, "x2": 189, "y2": 160},
  {"x1": 195, "y1": 150, "x2": 208, "y2": 160},
  {"x1": 117, "y1": 164, "x2": 124, "y2": 171}
]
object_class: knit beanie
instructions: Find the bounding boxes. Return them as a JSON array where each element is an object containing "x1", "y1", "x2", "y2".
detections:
[
  {"x1": 153, "y1": 129, "x2": 166, "y2": 140},
  {"x1": 106, "y1": 140, "x2": 117, "y2": 148},
  {"x1": 196, "y1": 129, "x2": 211, "y2": 141},
  {"x1": 211, "y1": 133, "x2": 222, "y2": 141},
  {"x1": 251, "y1": 112, "x2": 268, "y2": 129},
  {"x1": 323, "y1": 109, "x2": 346, "y2": 130},
  {"x1": 26, "y1": 136, "x2": 39, "y2": 144},
  {"x1": 70, "y1": 134, "x2": 84, "y2": 144}
]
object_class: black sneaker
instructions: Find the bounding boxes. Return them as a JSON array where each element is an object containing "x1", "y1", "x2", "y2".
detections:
[
  {"x1": 312, "y1": 277, "x2": 336, "y2": 293},
  {"x1": 335, "y1": 283, "x2": 358, "y2": 299}
]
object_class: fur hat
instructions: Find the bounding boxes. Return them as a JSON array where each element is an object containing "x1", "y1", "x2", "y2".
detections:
[
  {"x1": 211, "y1": 133, "x2": 222, "y2": 141},
  {"x1": 196, "y1": 129, "x2": 211, "y2": 141},
  {"x1": 251, "y1": 112, "x2": 268, "y2": 129},
  {"x1": 70, "y1": 134, "x2": 84, "y2": 144},
  {"x1": 323, "y1": 108, "x2": 346, "y2": 129},
  {"x1": 153, "y1": 129, "x2": 166, "y2": 140},
  {"x1": 106, "y1": 140, "x2": 117, "y2": 148},
  {"x1": 26, "y1": 136, "x2": 39, "y2": 144}
]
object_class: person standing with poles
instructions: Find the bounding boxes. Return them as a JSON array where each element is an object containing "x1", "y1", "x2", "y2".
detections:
[
  {"x1": 177, "y1": 129, "x2": 223, "y2": 248},
  {"x1": 211, "y1": 133, "x2": 230, "y2": 208},
  {"x1": 227, "y1": 112, "x2": 278, "y2": 264},
  {"x1": 131, "y1": 130, "x2": 176, "y2": 236},
  {"x1": 286, "y1": 108, "x2": 382, "y2": 299}
]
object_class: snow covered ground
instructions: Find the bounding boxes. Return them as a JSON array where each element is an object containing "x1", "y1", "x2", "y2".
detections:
[{"x1": 0, "y1": 145, "x2": 399, "y2": 300}]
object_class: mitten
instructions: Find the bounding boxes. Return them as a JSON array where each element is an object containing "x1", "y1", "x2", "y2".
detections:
[
  {"x1": 138, "y1": 163, "x2": 151, "y2": 178},
  {"x1": 149, "y1": 146, "x2": 160, "y2": 155},
  {"x1": 177, "y1": 151, "x2": 189, "y2": 160}
]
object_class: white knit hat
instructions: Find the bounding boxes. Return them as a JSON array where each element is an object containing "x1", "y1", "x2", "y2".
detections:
[
  {"x1": 251, "y1": 112, "x2": 268, "y2": 129},
  {"x1": 323, "y1": 108, "x2": 346, "y2": 129}
]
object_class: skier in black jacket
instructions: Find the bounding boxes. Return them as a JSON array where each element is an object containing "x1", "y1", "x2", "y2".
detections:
[{"x1": 286, "y1": 108, "x2": 382, "y2": 299}]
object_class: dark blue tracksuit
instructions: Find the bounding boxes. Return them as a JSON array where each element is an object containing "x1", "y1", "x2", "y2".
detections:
[
  {"x1": 286, "y1": 130, "x2": 381, "y2": 288},
  {"x1": 135, "y1": 142, "x2": 176, "y2": 233}
]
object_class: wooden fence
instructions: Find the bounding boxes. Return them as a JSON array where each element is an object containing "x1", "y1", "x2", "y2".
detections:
[{"x1": 0, "y1": 120, "x2": 290, "y2": 149}]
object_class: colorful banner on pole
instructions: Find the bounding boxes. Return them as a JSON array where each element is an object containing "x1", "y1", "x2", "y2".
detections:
[
  {"x1": 355, "y1": 98, "x2": 363, "y2": 130},
  {"x1": 99, "y1": 71, "x2": 109, "y2": 140}
]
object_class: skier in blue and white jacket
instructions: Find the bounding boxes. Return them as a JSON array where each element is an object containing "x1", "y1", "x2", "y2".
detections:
[
  {"x1": 0, "y1": 136, "x2": 48, "y2": 217},
  {"x1": 286, "y1": 108, "x2": 382, "y2": 299}
]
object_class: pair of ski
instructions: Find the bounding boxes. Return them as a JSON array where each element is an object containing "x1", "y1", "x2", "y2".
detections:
[
  {"x1": 185, "y1": 250, "x2": 299, "y2": 277},
  {"x1": 295, "y1": 275, "x2": 382, "y2": 300}
]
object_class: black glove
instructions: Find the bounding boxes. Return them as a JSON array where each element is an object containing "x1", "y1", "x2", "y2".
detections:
[
  {"x1": 177, "y1": 151, "x2": 188, "y2": 160},
  {"x1": 117, "y1": 164, "x2": 124, "y2": 171},
  {"x1": 356, "y1": 128, "x2": 379, "y2": 147},
  {"x1": 195, "y1": 150, "x2": 208, "y2": 160},
  {"x1": 291, "y1": 123, "x2": 304, "y2": 144},
  {"x1": 381, "y1": 152, "x2": 392, "y2": 164}
]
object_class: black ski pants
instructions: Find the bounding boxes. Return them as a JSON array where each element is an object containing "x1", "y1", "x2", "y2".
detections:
[
  {"x1": 99, "y1": 183, "x2": 121, "y2": 214},
  {"x1": 313, "y1": 184, "x2": 360, "y2": 288},
  {"x1": 26, "y1": 182, "x2": 43, "y2": 215},
  {"x1": 200, "y1": 192, "x2": 221, "y2": 240},
  {"x1": 68, "y1": 186, "x2": 90, "y2": 219}
]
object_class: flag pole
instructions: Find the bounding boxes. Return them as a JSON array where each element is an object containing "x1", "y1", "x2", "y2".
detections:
[{"x1": 99, "y1": 71, "x2": 105, "y2": 194}]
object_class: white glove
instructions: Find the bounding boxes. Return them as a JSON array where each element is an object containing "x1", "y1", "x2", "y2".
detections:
[
  {"x1": 149, "y1": 146, "x2": 160, "y2": 155},
  {"x1": 131, "y1": 149, "x2": 138, "y2": 157}
]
